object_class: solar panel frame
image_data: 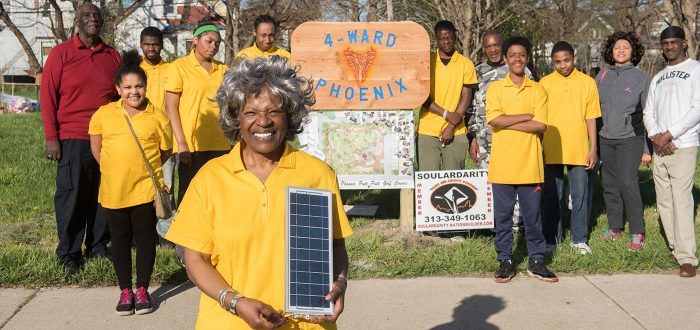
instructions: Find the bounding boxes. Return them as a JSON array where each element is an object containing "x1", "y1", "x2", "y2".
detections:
[{"x1": 285, "y1": 186, "x2": 335, "y2": 315}]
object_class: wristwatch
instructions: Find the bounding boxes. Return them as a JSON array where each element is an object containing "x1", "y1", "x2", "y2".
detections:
[{"x1": 228, "y1": 292, "x2": 243, "y2": 315}]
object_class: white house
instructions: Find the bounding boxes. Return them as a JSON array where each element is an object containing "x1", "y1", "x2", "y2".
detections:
[
  {"x1": 113, "y1": 0, "x2": 226, "y2": 62},
  {"x1": 0, "y1": 0, "x2": 73, "y2": 78},
  {"x1": 0, "y1": 0, "x2": 226, "y2": 80}
]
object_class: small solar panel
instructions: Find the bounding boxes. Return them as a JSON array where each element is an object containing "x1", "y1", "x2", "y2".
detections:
[{"x1": 285, "y1": 186, "x2": 334, "y2": 315}]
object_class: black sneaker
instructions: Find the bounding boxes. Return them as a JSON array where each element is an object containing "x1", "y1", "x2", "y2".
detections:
[
  {"x1": 494, "y1": 260, "x2": 516, "y2": 283},
  {"x1": 116, "y1": 288, "x2": 135, "y2": 316},
  {"x1": 60, "y1": 257, "x2": 81, "y2": 276},
  {"x1": 527, "y1": 260, "x2": 558, "y2": 283},
  {"x1": 134, "y1": 287, "x2": 154, "y2": 315},
  {"x1": 85, "y1": 247, "x2": 111, "y2": 261}
]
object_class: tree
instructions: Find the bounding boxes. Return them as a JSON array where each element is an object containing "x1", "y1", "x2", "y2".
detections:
[
  {"x1": 222, "y1": 0, "x2": 322, "y2": 65},
  {"x1": 0, "y1": 1, "x2": 42, "y2": 75},
  {"x1": 324, "y1": 0, "x2": 388, "y2": 21},
  {"x1": 414, "y1": 0, "x2": 535, "y2": 58},
  {"x1": 97, "y1": 0, "x2": 146, "y2": 45},
  {"x1": 224, "y1": 0, "x2": 240, "y2": 64},
  {"x1": 46, "y1": 0, "x2": 70, "y2": 41},
  {"x1": 662, "y1": 0, "x2": 698, "y2": 58}
]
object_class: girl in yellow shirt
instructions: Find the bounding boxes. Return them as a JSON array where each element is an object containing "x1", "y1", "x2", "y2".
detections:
[
  {"x1": 164, "y1": 22, "x2": 230, "y2": 206},
  {"x1": 89, "y1": 50, "x2": 173, "y2": 316}
]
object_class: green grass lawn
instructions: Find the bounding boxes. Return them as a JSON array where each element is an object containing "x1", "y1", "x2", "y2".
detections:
[{"x1": 1, "y1": 113, "x2": 698, "y2": 287}]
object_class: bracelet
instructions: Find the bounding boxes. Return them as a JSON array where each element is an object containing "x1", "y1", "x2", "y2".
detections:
[
  {"x1": 442, "y1": 109, "x2": 448, "y2": 119},
  {"x1": 217, "y1": 288, "x2": 236, "y2": 309},
  {"x1": 228, "y1": 293, "x2": 243, "y2": 315}
]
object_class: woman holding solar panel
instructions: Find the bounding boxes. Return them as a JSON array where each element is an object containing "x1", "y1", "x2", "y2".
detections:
[{"x1": 166, "y1": 56, "x2": 353, "y2": 329}]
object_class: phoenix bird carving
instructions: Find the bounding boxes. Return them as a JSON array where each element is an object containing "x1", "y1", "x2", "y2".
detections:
[{"x1": 344, "y1": 48, "x2": 377, "y2": 82}]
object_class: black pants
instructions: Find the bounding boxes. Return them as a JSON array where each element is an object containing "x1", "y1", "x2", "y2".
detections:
[
  {"x1": 106, "y1": 202, "x2": 158, "y2": 289},
  {"x1": 599, "y1": 136, "x2": 645, "y2": 234},
  {"x1": 177, "y1": 150, "x2": 229, "y2": 205},
  {"x1": 54, "y1": 139, "x2": 109, "y2": 261}
]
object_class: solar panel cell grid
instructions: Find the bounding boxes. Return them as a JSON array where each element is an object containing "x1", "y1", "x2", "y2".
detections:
[{"x1": 286, "y1": 187, "x2": 334, "y2": 315}]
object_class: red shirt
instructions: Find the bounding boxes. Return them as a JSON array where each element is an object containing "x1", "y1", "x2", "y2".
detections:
[{"x1": 40, "y1": 34, "x2": 120, "y2": 141}]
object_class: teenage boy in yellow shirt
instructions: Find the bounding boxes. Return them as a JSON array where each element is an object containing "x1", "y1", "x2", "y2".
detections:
[
  {"x1": 540, "y1": 41, "x2": 601, "y2": 255},
  {"x1": 417, "y1": 20, "x2": 478, "y2": 171},
  {"x1": 139, "y1": 26, "x2": 174, "y2": 206},
  {"x1": 486, "y1": 37, "x2": 557, "y2": 283},
  {"x1": 235, "y1": 15, "x2": 291, "y2": 61}
]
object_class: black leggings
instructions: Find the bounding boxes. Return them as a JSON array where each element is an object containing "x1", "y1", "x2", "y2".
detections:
[
  {"x1": 106, "y1": 202, "x2": 158, "y2": 289},
  {"x1": 599, "y1": 136, "x2": 645, "y2": 234}
]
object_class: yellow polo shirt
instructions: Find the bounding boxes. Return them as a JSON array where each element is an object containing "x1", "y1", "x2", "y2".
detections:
[
  {"x1": 235, "y1": 43, "x2": 291, "y2": 61},
  {"x1": 418, "y1": 51, "x2": 478, "y2": 137},
  {"x1": 140, "y1": 59, "x2": 169, "y2": 113},
  {"x1": 540, "y1": 68, "x2": 601, "y2": 165},
  {"x1": 164, "y1": 51, "x2": 230, "y2": 153},
  {"x1": 88, "y1": 100, "x2": 172, "y2": 209},
  {"x1": 166, "y1": 142, "x2": 353, "y2": 330},
  {"x1": 486, "y1": 74, "x2": 548, "y2": 184}
]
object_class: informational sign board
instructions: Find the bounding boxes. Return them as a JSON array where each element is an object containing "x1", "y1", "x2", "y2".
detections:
[
  {"x1": 291, "y1": 22, "x2": 430, "y2": 110},
  {"x1": 415, "y1": 170, "x2": 494, "y2": 231},
  {"x1": 299, "y1": 110, "x2": 414, "y2": 189}
]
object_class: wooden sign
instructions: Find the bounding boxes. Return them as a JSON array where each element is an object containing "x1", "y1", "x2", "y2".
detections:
[{"x1": 291, "y1": 22, "x2": 430, "y2": 110}]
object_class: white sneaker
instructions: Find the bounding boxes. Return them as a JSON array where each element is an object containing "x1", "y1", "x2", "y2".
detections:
[{"x1": 570, "y1": 242, "x2": 592, "y2": 255}]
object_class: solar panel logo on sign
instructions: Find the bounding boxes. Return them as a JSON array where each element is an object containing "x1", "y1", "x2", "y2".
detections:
[{"x1": 285, "y1": 187, "x2": 334, "y2": 315}]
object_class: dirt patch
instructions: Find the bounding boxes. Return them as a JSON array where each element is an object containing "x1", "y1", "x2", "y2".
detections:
[{"x1": 351, "y1": 219, "x2": 456, "y2": 247}]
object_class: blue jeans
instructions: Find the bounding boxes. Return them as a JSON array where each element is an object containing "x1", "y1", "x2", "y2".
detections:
[
  {"x1": 542, "y1": 165, "x2": 593, "y2": 245},
  {"x1": 493, "y1": 183, "x2": 546, "y2": 261}
]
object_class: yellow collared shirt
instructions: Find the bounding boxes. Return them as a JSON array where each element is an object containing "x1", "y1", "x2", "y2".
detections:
[
  {"x1": 140, "y1": 59, "x2": 169, "y2": 113},
  {"x1": 540, "y1": 68, "x2": 601, "y2": 165},
  {"x1": 235, "y1": 43, "x2": 291, "y2": 61},
  {"x1": 88, "y1": 100, "x2": 173, "y2": 209},
  {"x1": 418, "y1": 51, "x2": 478, "y2": 137},
  {"x1": 164, "y1": 51, "x2": 230, "y2": 153},
  {"x1": 166, "y1": 142, "x2": 353, "y2": 330},
  {"x1": 486, "y1": 74, "x2": 548, "y2": 184}
]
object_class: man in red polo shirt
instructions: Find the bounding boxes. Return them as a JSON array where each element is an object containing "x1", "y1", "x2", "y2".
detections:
[{"x1": 40, "y1": 2, "x2": 120, "y2": 275}]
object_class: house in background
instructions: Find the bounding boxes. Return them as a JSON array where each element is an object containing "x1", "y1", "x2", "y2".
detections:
[
  {"x1": 114, "y1": 0, "x2": 227, "y2": 62},
  {"x1": 0, "y1": 0, "x2": 227, "y2": 82},
  {"x1": 0, "y1": 0, "x2": 73, "y2": 81}
]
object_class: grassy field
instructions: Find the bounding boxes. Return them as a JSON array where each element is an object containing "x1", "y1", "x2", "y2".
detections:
[{"x1": 1, "y1": 113, "x2": 699, "y2": 287}]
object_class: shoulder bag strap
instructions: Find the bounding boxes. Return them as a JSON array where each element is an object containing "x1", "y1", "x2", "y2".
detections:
[
  {"x1": 123, "y1": 114, "x2": 161, "y2": 191},
  {"x1": 597, "y1": 68, "x2": 609, "y2": 84}
]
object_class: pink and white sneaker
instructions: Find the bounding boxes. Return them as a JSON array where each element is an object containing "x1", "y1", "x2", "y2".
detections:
[{"x1": 629, "y1": 234, "x2": 645, "y2": 251}]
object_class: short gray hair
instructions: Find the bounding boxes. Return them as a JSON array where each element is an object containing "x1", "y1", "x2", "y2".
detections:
[{"x1": 216, "y1": 56, "x2": 315, "y2": 143}]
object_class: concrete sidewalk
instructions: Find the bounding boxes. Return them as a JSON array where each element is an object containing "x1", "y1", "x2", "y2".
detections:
[{"x1": 1, "y1": 274, "x2": 697, "y2": 329}]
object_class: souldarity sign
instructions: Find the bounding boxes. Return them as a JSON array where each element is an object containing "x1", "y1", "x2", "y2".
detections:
[{"x1": 414, "y1": 170, "x2": 494, "y2": 231}]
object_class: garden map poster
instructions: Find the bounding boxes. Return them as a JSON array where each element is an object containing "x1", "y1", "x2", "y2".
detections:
[{"x1": 299, "y1": 110, "x2": 414, "y2": 189}]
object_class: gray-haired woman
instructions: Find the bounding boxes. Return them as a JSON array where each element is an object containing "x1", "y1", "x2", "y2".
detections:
[{"x1": 166, "y1": 56, "x2": 353, "y2": 329}]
